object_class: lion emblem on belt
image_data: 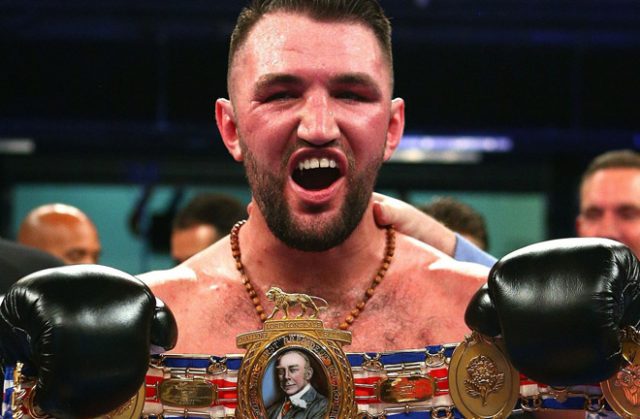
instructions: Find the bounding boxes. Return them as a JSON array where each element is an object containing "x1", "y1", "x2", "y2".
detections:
[{"x1": 265, "y1": 287, "x2": 328, "y2": 320}]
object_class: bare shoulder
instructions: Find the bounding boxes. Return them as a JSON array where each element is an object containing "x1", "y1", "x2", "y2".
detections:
[
  {"x1": 137, "y1": 237, "x2": 259, "y2": 353},
  {"x1": 139, "y1": 236, "x2": 238, "y2": 296},
  {"x1": 395, "y1": 232, "x2": 489, "y2": 283},
  {"x1": 139, "y1": 266, "x2": 197, "y2": 287}
]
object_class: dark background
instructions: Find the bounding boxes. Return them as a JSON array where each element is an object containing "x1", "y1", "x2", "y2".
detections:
[{"x1": 2, "y1": 0, "x2": 640, "y2": 240}]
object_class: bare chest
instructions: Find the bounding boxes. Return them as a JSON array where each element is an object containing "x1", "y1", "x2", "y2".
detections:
[
  {"x1": 153, "y1": 266, "x2": 483, "y2": 355},
  {"x1": 335, "y1": 277, "x2": 477, "y2": 352},
  {"x1": 151, "y1": 280, "x2": 263, "y2": 354}
]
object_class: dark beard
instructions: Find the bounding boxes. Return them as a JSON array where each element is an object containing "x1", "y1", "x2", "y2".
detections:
[{"x1": 242, "y1": 147, "x2": 381, "y2": 252}]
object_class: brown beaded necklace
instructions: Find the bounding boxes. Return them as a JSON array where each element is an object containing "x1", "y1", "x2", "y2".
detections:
[{"x1": 230, "y1": 220, "x2": 395, "y2": 330}]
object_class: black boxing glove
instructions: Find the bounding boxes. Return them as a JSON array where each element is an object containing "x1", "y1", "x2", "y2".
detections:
[
  {"x1": 0, "y1": 264, "x2": 178, "y2": 419},
  {"x1": 465, "y1": 237, "x2": 640, "y2": 386}
]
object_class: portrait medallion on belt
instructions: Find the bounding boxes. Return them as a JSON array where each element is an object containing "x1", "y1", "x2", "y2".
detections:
[
  {"x1": 448, "y1": 332, "x2": 519, "y2": 419},
  {"x1": 236, "y1": 287, "x2": 357, "y2": 419}
]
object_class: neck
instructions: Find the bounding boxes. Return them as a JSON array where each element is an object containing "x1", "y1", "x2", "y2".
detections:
[{"x1": 238, "y1": 202, "x2": 386, "y2": 296}]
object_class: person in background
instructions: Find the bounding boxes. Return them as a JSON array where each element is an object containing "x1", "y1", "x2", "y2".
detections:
[
  {"x1": 576, "y1": 149, "x2": 640, "y2": 258},
  {"x1": 18, "y1": 203, "x2": 101, "y2": 264},
  {"x1": 0, "y1": 237, "x2": 63, "y2": 293},
  {"x1": 171, "y1": 193, "x2": 246, "y2": 264},
  {"x1": 421, "y1": 196, "x2": 489, "y2": 251}
]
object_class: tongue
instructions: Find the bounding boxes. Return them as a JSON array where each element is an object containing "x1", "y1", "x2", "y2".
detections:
[{"x1": 292, "y1": 168, "x2": 341, "y2": 190}]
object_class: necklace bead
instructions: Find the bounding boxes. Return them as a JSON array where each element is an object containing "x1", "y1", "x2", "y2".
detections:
[{"x1": 230, "y1": 220, "x2": 395, "y2": 330}]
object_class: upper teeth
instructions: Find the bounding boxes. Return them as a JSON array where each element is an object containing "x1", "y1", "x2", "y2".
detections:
[{"x1": 298, "y1": 158, "x2": 337, "y2": 171}]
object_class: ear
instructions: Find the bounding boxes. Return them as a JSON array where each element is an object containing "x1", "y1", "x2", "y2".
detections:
[
  {"x1": 215, "y1": 98, "x2": 243, "y2": 162},
  {"x1": 383, "y1": 98, "x2": 405, "y2": 161}
]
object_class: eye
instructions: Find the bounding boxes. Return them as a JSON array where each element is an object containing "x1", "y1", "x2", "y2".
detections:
[
  {"x1": 619, "y1": 207, "x2": 640, "y2": 220},
  {"x1": 334, "y1": 90, "x2": 368, "y2": 101},
  {"x1": 65, "y1": 249, "x2": 86, "y2": 263},
  {"x1": 263, "y1": 91, "x2": 298, "y2": 102},
  {"x1": 582, "y1": 208, "x2": 602, "y2": 220}
]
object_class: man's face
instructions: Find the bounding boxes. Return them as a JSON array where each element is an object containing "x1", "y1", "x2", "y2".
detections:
[
  {"x1": 276, "y1": 351, "x2": 311, "y2": 396},
  {"x1": 171, "y1": 224, "x2": 220, "y2": 264},
  {"x1": 576, "y1": 167, "x2": 640, "y2": 257},
  {"x1": 41, "y1": 221, "x2": 101, "y2": 264},
  {"x1": 217, "y1": 12, "x2": 404, "y2": 251}
]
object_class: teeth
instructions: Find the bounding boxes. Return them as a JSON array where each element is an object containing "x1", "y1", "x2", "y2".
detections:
[{"x1": 297, "y1": 158, "x2": 337, "y2": 171}]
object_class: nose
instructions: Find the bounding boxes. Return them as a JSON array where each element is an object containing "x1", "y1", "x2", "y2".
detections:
[
  {"x1": 596, "y1": 213, "x2": 623, "y2": 242},
  {"x1": 297, "y1": 91, "x2": 339, "y2": 146}
]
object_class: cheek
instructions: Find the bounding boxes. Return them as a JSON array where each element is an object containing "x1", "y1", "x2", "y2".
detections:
[
  {"x1": 623, "y1": 224, "x2": 640, "y2": 237},
  {"x1": 240, "y1": 123, "x2": 298, "y2": 167},
  {"x1": 579, "y1": 224, "x2": 598, "y2": 236},
  {"x1": 240, "y1": 111, "x2": 298, "y2": 150},
  {"x1": 340, "y1": 110, "x2": 390, "y2": 155}
]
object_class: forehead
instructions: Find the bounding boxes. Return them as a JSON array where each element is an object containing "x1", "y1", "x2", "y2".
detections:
[
  {"x1": 278, "y1": 352, "x2": 304, "y2": 366},
  {"x1": 230, "y1": 12, "x2": 390, "y2": 94},
  {"x1": 582, "y1": 168, "x2": 640, "y2": 200},
  {"x1": 584, "y1": 168, "x2": 640, "y2": 189}
]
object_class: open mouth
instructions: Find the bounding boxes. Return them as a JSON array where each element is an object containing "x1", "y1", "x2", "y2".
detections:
[{"x1": 292, "y1": 157, "x2": 342, "y2": 191}]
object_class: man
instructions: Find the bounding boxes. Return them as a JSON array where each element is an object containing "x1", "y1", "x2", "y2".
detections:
[
  {"x1": 267, "y1": 350, "x2": 328, "y2": 419},
  {"x1": 0, "y1": 238, "x2": 63, "y2": 293},
  {"x1": 142, "y1": 0, "x2": 488, "y2": 354},
  {"x1": 576, "y1": 149, "x2": 640, "y2": 258},
  {"x1": 18, "y1": 203, "x2": 102, "y2": 264},
  {"x1": 171, "y1": 193, "x2": 246, "y2": 264}
]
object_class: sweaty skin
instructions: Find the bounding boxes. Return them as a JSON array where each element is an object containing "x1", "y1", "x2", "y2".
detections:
[{"x1": 142, "y1": 205, "x2": 487, "y2": 354}]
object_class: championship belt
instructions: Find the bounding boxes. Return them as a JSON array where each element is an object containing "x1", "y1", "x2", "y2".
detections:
[{"x1": 4, "y1": 289, "x2": 633, "y2": 418}]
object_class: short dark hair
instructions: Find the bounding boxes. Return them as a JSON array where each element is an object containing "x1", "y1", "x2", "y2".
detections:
[
  {"x1": 420, "y1": 197, "x2": 489, "y2": 251},
  {"x1": 228, "y1": 0, "x2": 393, "y2": 87},
  {"x1": 173, "y1": 193, "x2": 246, "y2": 235},
  {"x1": 581, "y1": 149, "x2": 640, "y2": 185}
]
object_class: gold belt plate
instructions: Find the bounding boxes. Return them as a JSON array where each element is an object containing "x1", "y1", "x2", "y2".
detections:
[
  {"x1": 158, "y1": 378, "x2": 217, "y2": 408},
  {"x1": 448, "y1": 332, "x2": 519, "y2": 419},
  {"x1": 377, "y1": 375, "x2": 436, "y2": 403}
]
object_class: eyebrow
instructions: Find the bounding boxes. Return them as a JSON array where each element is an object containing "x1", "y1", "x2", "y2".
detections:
[
  {"x1": 331, "y1": 73, "x2": 382, "y2": 96},
  {"x1": 253, "y1": 72, "x2": 383, "y2": 97},
  {"x1": 253, "y1": 73, "x2": 303, "y2": 97}
]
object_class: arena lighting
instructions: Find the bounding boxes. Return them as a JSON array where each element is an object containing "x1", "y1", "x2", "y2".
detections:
[
  {"x1": 0, "y1": 138, "x2": 35, "y2": 155},
  {"x1": 390, "y1": 134, "x2": 513, "y2": 163}
]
